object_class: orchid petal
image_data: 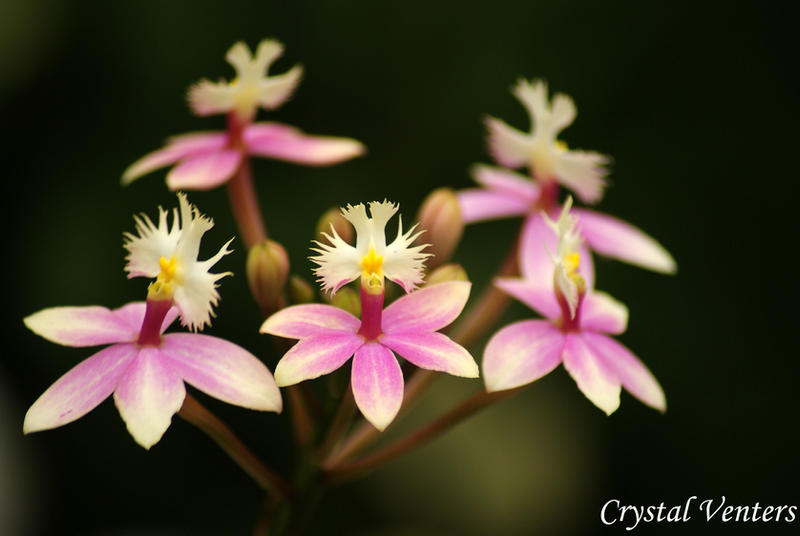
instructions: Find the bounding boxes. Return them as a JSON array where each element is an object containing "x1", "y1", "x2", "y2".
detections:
[
  {"x1": 562, "y1": 333, "x2": 620, "y2": 415},
  {"x1": 165, "y1": 149, "x2": 242, "y2": 191},
  {"x1": 583, "y1": 332, "x2": 666, "y2": 412},
  {"x1": 23, "y1": 344, "x2": 138, "y2": 434},
  {"x1": 244, "y1": 123, "x2": 365, "y2": 166},
  {"x1": 482, "y1": 320, "x2": 565, "y2": 392},
  {"x1": 24, "y1": 306, "x2": 137, "y2": 347},
  {"x1": 260, "y1": 304, "x2": 360, "y2": 339},
  {"x1": 160, "y1": 334, "x2": 281, "y2": 412},
  {"x1": 457, "y1": 189, "x2": 529, "y2": 224},
  {"x1": 520, "y1": 213, "x2": 594, "y2": 290},
  {"x1": 553, "y1": 150, "x2": 609, "y2": 204},
  {"x1": 382, "y1": 281, "x2": 471, "y2": 334},
  {"x1": 273, "y1": 332, "x2": 364, "y2": 386},
  {"x1": 111, "y1": 302, "x2": 180, "y2": 334},
  {"x1": 380, "y1": 332, "x2": 478, "y2": 377},
  {"x1": 113, "y1": 348, "x2": 186, "y2": 449},
  {"x1": 494, "y1": 277, "x2": 560, "y2": 320},
  {"x1": 121, "y1": 132, "x2": 228, "y2": 185},
  {"x1": 351, "y1": 342, "x2": 403, "y2": 431},
  {"x1": 471, "y1": 164, "x2": 540, "y2": 201},
  {"x1": 485, "y1": 116, "x2": 532, "y2": 168},
  {"x1": 573, "y1": 208, "x2": 677, "y2": 274},
  {"x1": 580, "y1": 291, "x2": 628, "y2": 335}
]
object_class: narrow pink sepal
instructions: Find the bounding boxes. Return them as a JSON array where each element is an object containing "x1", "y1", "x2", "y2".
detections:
[
  {"x1": 583, "y1": 332, "x2": 666, "y2": 412},
  {"x1": 562, "y1": 333, "x2": 621, "y2": 415},
  {"x1": 379, "y1": 332, "x2": 478, "y2": 378},
  {"x1": 23, "y1": 343, "x2": 138, "y2": 434},
  {"x1": 580, "y1": 292, "x2": 628, "y2": 335},
  {"x1": 457, "y1": 189, "x2": 530, "y2": 224},
  {"x1": 160, "y1": 334, "x2": 282, "y2": 413},
  {"x1": 244, "y1": 123, "x2": 365, "y2": 166},
  {"x1": 273, "y1": 332, "x2": 364, "y2": 386},
  {"x1": 381, "y1": 281, "x2": 471, "y2": 334},
  {"x1": 520, "y1": 213, "x2": 595, "y2": 290},
  {"x1": 24, "y1": 306, "x2": 138, "y2": 347},
  {"x1": 494, "y1": 277, "x2": 560, "y2": 320},
  {"x1": 472, "y1": 165, "x2": 540, "y2": 201},
  {"x1": 574, "y1": 208, "x2": 677, "y2": 274},
  {"x1": 482, "y1": 320, "x2": 565, "y2": 392},
  {"x1": 113, "y1": 348, "x2": 186, "y2": 449},
  {"x1": 121, "y1": 132, "x2": 228, "y2": 185},
  {"x1": 260, "y1": 304, "x2": 360, "y2": 339},
  {"x1": 351, "y1": 342, "x2": 403, "y2": 431},
  {"x1": 165, "y1": 148, "x2": 242, "y2": 191}
]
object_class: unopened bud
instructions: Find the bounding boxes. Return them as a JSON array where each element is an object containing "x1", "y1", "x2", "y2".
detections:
[
  {"x1": 316, "y1": 207, "x2": 353, "y2": 244},
  {"x1": 246, "y1": 240, "x2": 289, "y2": 315},
  {"x1": 288, "y1": 274, "x2": 315, "y2": 304},
  {"x1": 327, "y1": 287, "x2": 361, "y2": 317},
  {"x1": 425, "y1": 263, "x2": 469, "y2": 286},
  {"x1": 417, "y1": 188, "x2": 463, "y2": 270}
]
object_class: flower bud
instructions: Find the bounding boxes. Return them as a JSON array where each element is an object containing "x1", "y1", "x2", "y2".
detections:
[
  {"x1": 425, "y1": 263, "x2": 469, "y2": 286},
  {"x1": 327, "y1": 286, "x2": 361, "y2": 317},
  {"x1": 246, "y1": 240, "x2": 289, "y2": 315},
  {"x1": 316, "y1": 207, "x2": 354, "y2": 244},
  {"x1": 417, "y1": 188, "x2": 463, "y2": 270},
  {"x1": 288, "y1": 274, "x2": 315, "y2": 304}
]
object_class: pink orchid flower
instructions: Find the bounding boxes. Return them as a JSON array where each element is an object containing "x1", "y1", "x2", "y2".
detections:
[
  {"x1": 23, "y1": 194, "x2": 282, "y2": 448},
  {"x1": 261, "y1": 201, "x2": 478, "y2": 430},
  {"x1": 122, "y1": 39, "x2": 365, "y2": 190},
  {"x1": 482, "y1": 198, "x2": 666, "y2": 415},
  {"x1": 459, "y1": 78, "x2": 676, "y2": 275}
]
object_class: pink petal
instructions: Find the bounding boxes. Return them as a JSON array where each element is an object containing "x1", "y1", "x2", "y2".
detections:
[
  {"x1": 494, "y1": 277, "x2": 560, "y2": 320},
  {"x1": 260, "y1": 304, "x2": 360, "y2": 339},
  {"x1": 24, "y1": 306, "x2": 137, "y2": 347},
  {"x1": 113, "y1": 347, "x2": 186, "y2": 449},
  {"x1": 160, "y1": 334, "x2": 282, "y2": 412},
  {"x1": 382, "y1": 281, "x2": 472, "y2": 334},
  {"x1": 472, "y1": 164, "x2": 540, "y2": 201},
  {"x1": 111, "y1": 302, "x2": 180, "y2": 335},
  {"x1": 165, "y1": 149, "x2": 242, "y2": 190},
  {"x1": 457, "y1": 189, "x2": 530, "y2": 224},
  {"x1": 580, "y1": 291, "x2": 628, "y2": 335},
  {"x1": 520, "y1": 212, "x2": 594, "y2": 290},
  {"x1": 244, "y1": 122, "x2": 365, "y2": 166},
  {"x1": 574, "y1": 208, "x2": 677, "y2": 274},
  {"x1": 380, "y1": 332, "x2": 478, "y2": 378},
  {"x1": 273, "y1": 332, "x2": 364, "y2": 386},
  {"x1": 351, "y1": 342, "x2": 404, "y2": 431},
  {"x1": 121, "y1": 132, "x2": 228, "y2": 185},
  {"x1": 482, "y1": 320, "x2": 565, "y2": 392},
  {"x1": 583, "y1": 332, "x2": 666, "y2": 412},
  {"x1": 562, "y1": 333, "x2": 620, "y2": 415},
  {"x1": 24, "y1": 343, "x2": 138, "y2": 434}
]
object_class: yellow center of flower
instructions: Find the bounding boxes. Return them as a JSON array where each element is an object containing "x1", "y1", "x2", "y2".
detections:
[
  {"x1": 563, "y1": 251, "x2": 586, "y2": 292},
  {"x1": 148, "y1": 256, "x2": 180, "y2": 300},
  {"x1": 554, "y1": 140, "x2": 568, "y2": 152},
  {"x1": 360, "y1": 247, "x2": 384, "y2": 293}
]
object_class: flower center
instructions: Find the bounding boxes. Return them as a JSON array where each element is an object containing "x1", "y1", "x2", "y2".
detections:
[
  {"x1": 563, "y1": 251, "x2": 586, "y2": 291},
  {"x1": 360, "y1": 247, "x2": 384, "y2": 293},
  {"x1": 148, "y1": 256, "x2": 180, "y2": 300}
]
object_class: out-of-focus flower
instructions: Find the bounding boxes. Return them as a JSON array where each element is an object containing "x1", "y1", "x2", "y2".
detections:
[
  {"x1": 416, "y1": 188, "x2": 463, "y2": 270},
  {"x1": 23, "y1": 302, "x2": 282, "y2": 449},
  {"x1": 123, "y1": 193, "x2": 232, "y2": 331},
  {"x1": 486, "y1": 79, "x2": 609, "y2": 203},
  {"x1": 261, "y1": 282, "x2": 477, "y2": 431},
  {"x1": 246, "y1": 239, "x2": 290, "y2": 315},
  {"x1": 425, "y1": 263, "x2": 469, "y2": 286},
  {"x1": 121, "y1": 39, "x2": 365, "y2": 191},
  {"x1": 458, "y1": 164, "x2": 677, "y2": 274},
  {"x1": 482, "y1": 199, "x2": 665, "y2": 415},
  {"x1": 316, "y1": 207, "x2": 354, "y2": 245}
]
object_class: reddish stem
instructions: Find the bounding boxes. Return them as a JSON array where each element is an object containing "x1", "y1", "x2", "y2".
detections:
[{"x1": 136, "y1": 297, "x2": 172, "y2": 346}]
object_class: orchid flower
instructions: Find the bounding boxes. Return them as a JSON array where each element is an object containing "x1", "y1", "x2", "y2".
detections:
[
  {"x1": 261, "y1": 201, "x2": 478, "y2": 431},
  {"x1": 24, "y1": 196, "x2": 281, "y2": 449},
  {"x1": 458, "y1": 80, "x2": 676, "y2": 275},
  {"x1": 121, "y1": 39, "x2": 365, "y2": 190},
  {"x1": 482, "y1": 198, "x2": 666, "y2": 415}
]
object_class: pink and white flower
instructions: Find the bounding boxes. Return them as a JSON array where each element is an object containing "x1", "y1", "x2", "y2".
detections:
[
  {"x1": 24, "y1": 302, "x2": 282, "y2": 449},
  {"x1": 263, "y1": 200, "x2": 477, "y2": 431},
  {"x1": 482, "y1": 199, "x2": 666, "y2": 415},
  {"x1": 121, "y1": 39, "x2": 365, "y2": 190}
]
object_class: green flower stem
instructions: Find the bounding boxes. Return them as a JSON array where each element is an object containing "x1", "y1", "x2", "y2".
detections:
[
  {"x1": 315, "y1": 385, "x2": 356, "y2": 462},
  {"x1": 178, "y1": 393, "x2": 293, "y2": 501}
]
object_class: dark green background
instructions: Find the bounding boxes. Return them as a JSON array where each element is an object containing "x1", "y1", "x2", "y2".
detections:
[{"x1": 2, "y1": 0, "x2": 798, "y2": 534}]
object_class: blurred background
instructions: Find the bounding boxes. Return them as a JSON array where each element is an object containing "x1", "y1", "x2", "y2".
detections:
[{"x1": 2, "y1": 0, "x2": 798, "y2": 534}]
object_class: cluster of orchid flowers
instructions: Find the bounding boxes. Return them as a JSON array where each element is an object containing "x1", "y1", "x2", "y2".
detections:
[{"x1": 24, "y1": 38, "x2": 674, "y2": 524}]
